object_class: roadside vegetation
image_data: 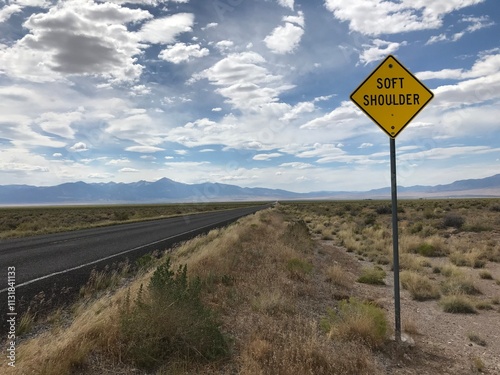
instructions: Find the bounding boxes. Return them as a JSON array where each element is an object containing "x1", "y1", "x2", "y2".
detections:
[
  {"x1": 281, "y1": 199, "x2": 500, "y2": 314},
  {"x1": 4, "y1": 198, "x2": 500, "y2": 374},
  {"x1": 0, "y1": 202, "x2": 262, "y2": 239}
]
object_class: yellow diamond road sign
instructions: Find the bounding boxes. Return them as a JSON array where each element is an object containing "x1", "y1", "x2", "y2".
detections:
[{"x1": 350, "y1": 55, "x2": 434, "y2": 138}]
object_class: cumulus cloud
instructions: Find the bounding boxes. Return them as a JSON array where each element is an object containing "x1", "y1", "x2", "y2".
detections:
[
  {"x1": 264, "y1": 11, "x2": 305, "y2": 54},
  {"x1": 159, "y1": 43, "x2": 209, "y2": 63},
  {"x1": 0, "y1": 0, "x2": 151, "y2": 82},
  {"x1": 138, "y1": 13, "x2": 194, "y2": 44},
  {"x1": 69, "y1": 142, "x2": 88, "y2": 152},
  {"x1": 0, "y1": 4, "x2": 22, "y2": 23}
]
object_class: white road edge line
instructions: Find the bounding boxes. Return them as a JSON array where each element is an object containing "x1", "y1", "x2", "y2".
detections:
[{"x1": 0, "y1": 216, "x2": 242, "y2": 294}]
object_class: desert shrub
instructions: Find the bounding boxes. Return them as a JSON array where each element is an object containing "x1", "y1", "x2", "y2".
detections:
[
  {"x1": 282, "y1": 220, "x2": 313, "y2": 253},
  {"x1": 479, "y1": 270, "x2": 493, "y2": 280},
  {"x1": 120, "y1": 258, "x2": 227, "y2": 371},
  {"x1": 449, "y1": 251, "x2": 486, "y2": 268},
  {"x1": 375, "y1": 205, "x2": 392, "y2": 215},
  {"x1": 321, "y1": 298, "x2": 387, "y2": 349},
  {"x1": 440, "y1": 295, "x2": 476, "y2": 314},
  {"x1": 442, "y1": 213, "x2": 465, "y2": 229},
  {"x1": 287, "y1": 258, "x2": 313, "y2": 281},
  {"x1": 489, "y1": 204, "x2": 500, "y2": 212},
  {"x1": 363, "y1": 213, "x2": 376, "y2": 226},
  {"x1": 409, "y1": 222, "x2": 423, "y2": 234},
  {"x1": 326, "y1": 265, "x2": 351, "y2": 288},
  {"x1": 400, "y1": 271, "x2": 440, "y2": 301},
  {"x1": 410, "y1": 242, "x2": 444, "y2": 257},
  {"x1": 475, "y1": 301, "x2": 493, "y2": 310},
  {"x1": 135, "y1": 253, "x2": 156, "y2": 270},
  {"x1": 441, "y1": 276, "x2": 481, "y2": 296},
  {"x1": 113, "y1": 211, "x2": 130, "y2": 221},
  {"x1": 357, "y1": 266, "x2": 386, "y2": 285}
]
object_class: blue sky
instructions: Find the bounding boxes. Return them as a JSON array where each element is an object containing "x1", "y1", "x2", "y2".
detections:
[{"x1": 0, "y1": 0, "x2": 499, "y2": 192}]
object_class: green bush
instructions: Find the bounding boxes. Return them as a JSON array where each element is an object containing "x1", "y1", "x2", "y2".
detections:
[
  {"x1": 375, "y1": 205, "x2": 392, "y2": 215},
  {"x1": 442, "y1": 214, "x2": 465, "y2": 229},
  {"x1": 287, "y1": 258, "x2": 313, "y2": 280},
  {"x1": 440, "y1": 295, "x2": 476, "y2": 314},
  {"x1": 120, "y1": 258, "x2": 228, "y2": 371},
  {"x1": 413, "y1": 243, "x2": 444, "y2": 257},
  {"x1": 357, "y1": 266, "x2": 386, "y2": 285}
]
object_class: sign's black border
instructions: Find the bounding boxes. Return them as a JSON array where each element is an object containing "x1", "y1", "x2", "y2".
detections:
[{"x1": 350, "y1": 55, "x2": 434, "y2": 138}]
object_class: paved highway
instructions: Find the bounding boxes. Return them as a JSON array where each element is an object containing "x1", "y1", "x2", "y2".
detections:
[{"x1": 0, "y1": 205, "x2": 267, "y2": 310}]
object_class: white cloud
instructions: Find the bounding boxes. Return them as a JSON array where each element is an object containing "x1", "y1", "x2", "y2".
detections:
[
  {"x1": 192, "y1": 52, "x2": 293, "y2": 110},
  {"x1": 253, "y1": 153, "x2": 282, "y2": 161},
  {"x1": 325, "y1": 0, "x2": 485, "y2": 36},
  {"x1": 125, "y1": 145, "x2": 164, "y2": 153},
  {"x1": 175, "y1": 149, "x2": 189, "y2": 155},
  {"x1": 279, "y1": 162, "x2": 313, "y2": 169},
  {"x1": 36, "y1": 110, "x2": 83, "y2": 138},
  {"x1": 0, "y1": 4, "x2": 22, "y2": 23},
  {"x1": 359, "y1": 39, "x2": 407, "y2": 65},
  {"x1": 300, "y1": 101, "x2": 361, "y2": 129},
  {"x1": 426, "y1": 15, "x2": 494, "y2": 45},
  {"x1": 69, "y1": 142, "x2": 88, "y2": 152},
  {"x1": 359, "y1": 143, "x2": 373, "y2": 148},
  {"x1": 106, "y1": 158, "x2": 130, "y2": 165},
  {"x1": 264, "y1": 12, "x2": 305, "y2": 54},
  {"x1": 215, "y1": 40, "x2": 234, "y2": 53},
  {"x1": 138, "y1": 13, "x2": 194, "y2": 44},
  {"x1": 280, "y1": 101, "x2": 315, "y2": 121},
  {"x1": 276, "y1": 0, "x2": 294, "y2": 10},
  {"x1": 418, "y1": 53, "x2": 500, "y2": 81},
  {"x1": 283, "y1": 12, "x2": 304, "y2": 27},
  {"x1": 204, "y1": 22, "x2": 218, "y2": 29},
  {"x1": 158, "y1": 43, "x2": 209, "y2": 63},
  {"x1": 211, "y1": 107, "x2": 222, "y2": 112},
  {"x1": 52, "y1": 153, "x2": 63, "y2": 158},
  {"x1": 119, "y1": 167, "x2": 139, "y2": 173}
]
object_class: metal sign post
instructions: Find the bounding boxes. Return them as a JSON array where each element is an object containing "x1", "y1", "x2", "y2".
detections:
[
  {"x1": 350, "y1": 55, "x2": 434, "y2": 343},
  {"x1": 390, "y1": 138, "x2": 401, "y2": 341}
]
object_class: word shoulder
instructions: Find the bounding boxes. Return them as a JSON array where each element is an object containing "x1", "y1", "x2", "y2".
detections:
[{"x1": 363, "y1": 93, "x2": 420, "y2": 106}]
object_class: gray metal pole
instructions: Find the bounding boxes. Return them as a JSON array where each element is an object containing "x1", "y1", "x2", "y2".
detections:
[{"x1": 390, "y1": 137, "x2": 401, "y2": 342}]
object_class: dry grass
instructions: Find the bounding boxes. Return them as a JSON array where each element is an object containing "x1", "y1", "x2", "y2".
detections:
[
  {"x1": 400, "y1": 270, "x2": 440, "y2": 301},
  {"x1": 321, "y1": 298, "x2": 388, "y2": 349},
  {"x1": 326, "y1": 264, "x2": 352, "y2": 288}
]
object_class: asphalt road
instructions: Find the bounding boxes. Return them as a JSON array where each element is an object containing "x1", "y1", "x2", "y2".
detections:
[{"x1": 0, "y1": 204, "x2": 268, "y2": 326}]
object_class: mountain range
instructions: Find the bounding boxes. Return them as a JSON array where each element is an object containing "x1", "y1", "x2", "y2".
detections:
[{"x1": 1, "y1": 174, "x2": 500, "y2": 205}]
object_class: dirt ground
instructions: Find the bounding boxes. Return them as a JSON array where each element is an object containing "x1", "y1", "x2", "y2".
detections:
[{"x1": 312, "y1": 237, "x2": 500, "y2": 375}]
